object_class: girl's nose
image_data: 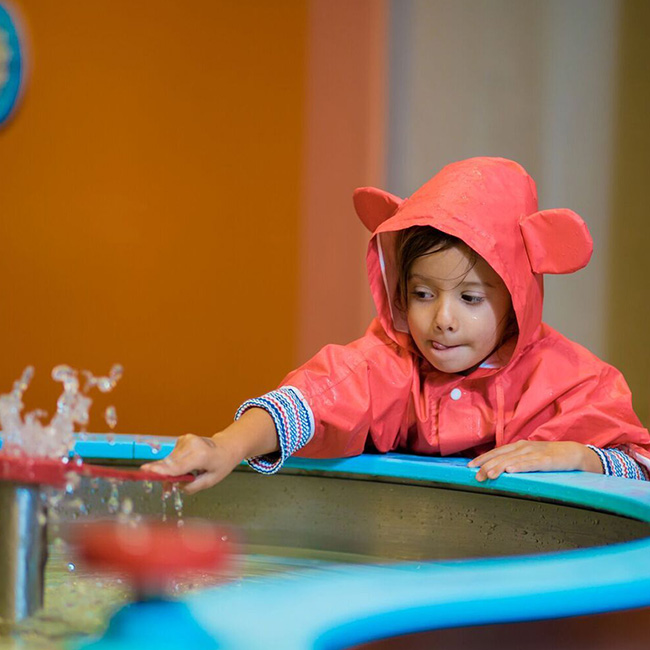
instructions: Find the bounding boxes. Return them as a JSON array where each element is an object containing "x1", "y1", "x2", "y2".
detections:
[{"x1": 433, "y1": 299, "x2": 458, "y2": 332}]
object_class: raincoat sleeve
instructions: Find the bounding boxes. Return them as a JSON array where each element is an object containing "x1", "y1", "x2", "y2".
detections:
[
  {"x1": 587, "y1": 446, "x2": 649, "y2": 480},
  {"x1": 237, "y1": 319, "x2": 414, "y2": 473},
  {"x1": 503, "y1": 348, "x2": 650, "y2": 474}
]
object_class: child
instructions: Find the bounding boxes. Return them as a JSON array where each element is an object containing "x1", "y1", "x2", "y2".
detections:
[{"x1": 144, "y1": 157, "x2": 650, "y2": 493}]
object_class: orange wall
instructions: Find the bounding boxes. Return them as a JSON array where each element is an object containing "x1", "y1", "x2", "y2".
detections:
[
  {"x1": 298, "y1": 0, "x2": 387, "y2": 364},
  {"x1": 0, "y1": 1, "x2": 307, "y2": 435}
]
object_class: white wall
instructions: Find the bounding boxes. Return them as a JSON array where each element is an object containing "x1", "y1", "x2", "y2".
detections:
[{"x1": 387, "y1": 0, "x2": 620, "y2": 358}]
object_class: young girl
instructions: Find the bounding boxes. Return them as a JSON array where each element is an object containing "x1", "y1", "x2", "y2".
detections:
[{"x1": 144, "y1": 157, "x2": 650, "y2": 492}]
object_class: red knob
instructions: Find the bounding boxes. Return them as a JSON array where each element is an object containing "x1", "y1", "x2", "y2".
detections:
[{"x1": 76, "y1": 520, "x2": 240, "y2": 594}]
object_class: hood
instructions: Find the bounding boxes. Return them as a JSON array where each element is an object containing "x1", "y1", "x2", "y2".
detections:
[{"x1": 354, "y1": 157, "x2": 593, "y2": 370}]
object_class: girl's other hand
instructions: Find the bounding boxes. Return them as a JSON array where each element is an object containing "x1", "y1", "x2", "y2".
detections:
[{"x1": 467, "y1": 440, "x2": 602, "y2": 482}]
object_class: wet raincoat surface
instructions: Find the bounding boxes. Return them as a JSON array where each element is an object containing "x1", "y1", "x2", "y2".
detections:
[{"x1": 282, "y1": 158, "x2": 650, "y2": 468}]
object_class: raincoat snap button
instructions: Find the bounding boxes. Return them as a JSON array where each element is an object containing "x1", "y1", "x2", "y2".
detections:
[{"x1": 450, "y1": 388, "x2": 462, "y2": 401}]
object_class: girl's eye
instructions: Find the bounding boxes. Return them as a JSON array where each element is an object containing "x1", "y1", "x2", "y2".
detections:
[
  {"x1": 410, "y1": 289, "x2": 433, "y2": 300},
  {"x1": 462, "y1": 294, "x2": 484, "y2": 305}
]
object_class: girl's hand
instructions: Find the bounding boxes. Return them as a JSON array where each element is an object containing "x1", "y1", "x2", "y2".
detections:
[
  {"x1": 467, "y1": 440, "x2": 603, "y2": 482},
  {"x1": 141, "y1": 408, "x2": 279, "y2": 494},
  {"x1": 142, "y1": 432, "x2": 242, "y2": 495}
]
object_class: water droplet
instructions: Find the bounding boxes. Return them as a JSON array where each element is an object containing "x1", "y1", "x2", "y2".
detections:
[
  {"x1": 173, "y1": 486, "x2": 183, "y2": 513},
  {"x1": 64, "y1": 472, "x2": 81, "y2": 494},
  {"x1": 97, "y1": 377, "x2": 112, "y2": 393},
  {"x1": 110, "y1": 364, "x2": 123, "y2": 382},
  {"x1": 107, "y1": 482, "x2": 120, "y2": 514},
  {"x1": 105, "y1": 406, "x2": 117, "y2": 429},
  {"x1": 67, "y1": 562, "x2": 75, "y2": 572}
]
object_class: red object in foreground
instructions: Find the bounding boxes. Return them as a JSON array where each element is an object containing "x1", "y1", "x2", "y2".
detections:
[
  {"x1": 0, "y1": 452, "x2": 194, "y2": 488},
  {"x1": 76, "y1": 519, "x2": 240, "y2": 593}
]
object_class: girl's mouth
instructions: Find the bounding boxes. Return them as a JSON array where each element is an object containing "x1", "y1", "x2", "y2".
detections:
[{"x1": 431, "y1": 341, "x2": 458, "y2": 351}]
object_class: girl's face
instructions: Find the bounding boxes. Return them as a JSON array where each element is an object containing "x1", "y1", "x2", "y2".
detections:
[{"x1": 406, "y1": 244, "x2": 513, "y2": 374}]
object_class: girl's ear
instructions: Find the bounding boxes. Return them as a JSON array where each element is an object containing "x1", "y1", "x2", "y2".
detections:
[
  {"x1": 520, "y1": 209, "x2": 593, "y2": 274},
  {"x1": 353, "y1": 187, "x2": 403, "y2": 232}
]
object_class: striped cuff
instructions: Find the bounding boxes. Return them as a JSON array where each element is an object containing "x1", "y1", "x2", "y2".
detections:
[
  {"x1": 235, "y1": 386, "x2": 314, "y2": 475},
  {"x1": 587, "y1": 446, "x2": 650, "y2": 481}
]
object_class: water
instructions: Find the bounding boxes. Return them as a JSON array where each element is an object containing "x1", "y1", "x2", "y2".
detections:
[
  {"x1": 0, "y1": 539, "x2": 371, "y2": 649},
  {"x1": 0, "y1": 365, "x2": 123, "y2": 459},
  {"x1": 0, "y1": 365, "x2": 376, "y2": 647}
]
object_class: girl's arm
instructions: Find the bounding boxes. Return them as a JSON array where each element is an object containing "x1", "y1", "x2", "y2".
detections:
[
  {"x1": 142, "y1": 407, "x2": 279, "y2": 494},
  {"x1": 143, "y1": 323, "x2": 412, "y2": 492}
]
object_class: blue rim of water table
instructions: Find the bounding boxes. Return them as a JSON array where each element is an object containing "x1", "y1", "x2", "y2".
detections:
[{"x1": 4, "y1": 433, "x2": 650, "y2": 649}]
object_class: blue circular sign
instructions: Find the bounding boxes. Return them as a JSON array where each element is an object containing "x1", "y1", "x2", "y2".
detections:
[{"x1": 0, "y1": 2, "x2": 24, "y2": 126}]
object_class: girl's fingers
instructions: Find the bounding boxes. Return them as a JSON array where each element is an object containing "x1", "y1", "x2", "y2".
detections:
[
  {"x1": 468, "y1": 441, "x2": 529, "y2": 467},
  {"x1": 142, "y1": 434, "x2": 217, "y2": 476},
  {"x1": 473, "y1": 441, "x2": 589, "y2": 480},
  {"x1": 475, "y1": 450, "x2": 544, "y2": 481},
  {"x1": 183, "y1": 471, "x2": 219, "y2": 495},
  {"x1": 470, "y1": 444, "x2": 533, "y2": 473}
]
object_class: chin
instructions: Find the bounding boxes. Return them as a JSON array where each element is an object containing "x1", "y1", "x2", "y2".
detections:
[{"x1": 430, "y1": 361, "x2": 465, "y2": 374}]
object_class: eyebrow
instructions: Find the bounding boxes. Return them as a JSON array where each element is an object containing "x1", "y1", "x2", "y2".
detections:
[{"x1": 408, "y1": 273, "x2": 496, "y2": 289}]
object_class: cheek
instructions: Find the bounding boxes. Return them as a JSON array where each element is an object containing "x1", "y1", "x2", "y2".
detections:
[
  {"x1": 406, "y1": 305, "x2": 420, "y2": 328},
  {"x1": 406, "y1": 312, "x2": 422, "y2": 337},
  {"x1": 477, "y1": 309, "x2": 505, "y2": 344}
]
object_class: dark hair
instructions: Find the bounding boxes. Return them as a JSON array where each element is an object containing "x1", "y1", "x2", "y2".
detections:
[
  {"x1": 394, "y1": 226, "x2": 475, "y2": 312},
  {"x1": 394, "y1": 225, "x2": 518, "y2": 346}
]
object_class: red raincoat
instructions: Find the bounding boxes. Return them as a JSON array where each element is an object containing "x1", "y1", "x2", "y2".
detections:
[{"x1": 283, "y1": 158, "x2": 650, "y2": 468}]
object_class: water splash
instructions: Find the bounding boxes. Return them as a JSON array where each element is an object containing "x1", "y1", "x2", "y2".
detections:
[{"x1": 0, "y1": 364, "x2": 123, "y2": 459}]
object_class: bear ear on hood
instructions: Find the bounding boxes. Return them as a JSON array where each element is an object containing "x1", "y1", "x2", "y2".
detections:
[
  {"x1": 353, "y1": 187, "x2": 403, "y2": 232},
  {"x1": 520, "y1": 209, "x2": 593, "y2": 274}
]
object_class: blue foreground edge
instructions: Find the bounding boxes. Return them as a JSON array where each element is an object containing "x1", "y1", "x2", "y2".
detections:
[{"x1": 72, "y1": 436, "x2": 650, "y2": 648}]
